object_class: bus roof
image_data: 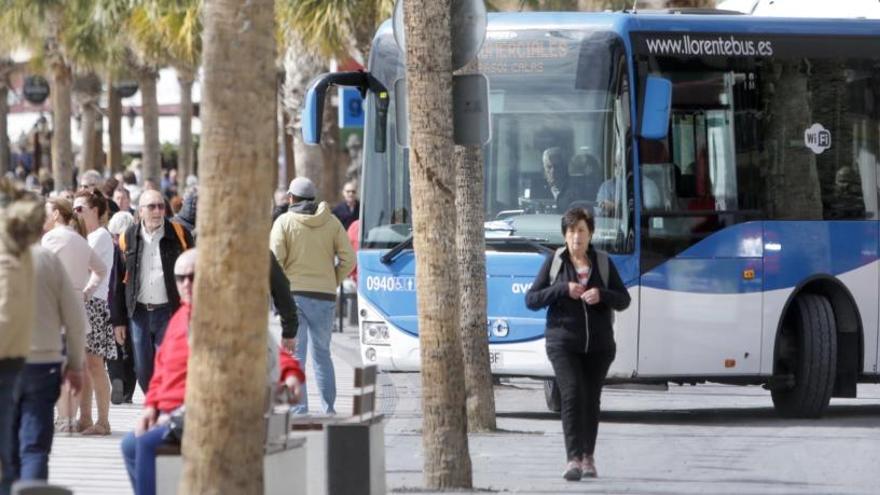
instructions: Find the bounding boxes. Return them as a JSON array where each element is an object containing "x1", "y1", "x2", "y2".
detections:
[{"x1": 376, "y1": 11, "x2": 880, "y2": 40}]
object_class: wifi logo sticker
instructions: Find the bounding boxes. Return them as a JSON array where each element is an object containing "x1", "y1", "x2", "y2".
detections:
[{"x1": 804, "y1": 123, "x2": 831, "y2": 155}]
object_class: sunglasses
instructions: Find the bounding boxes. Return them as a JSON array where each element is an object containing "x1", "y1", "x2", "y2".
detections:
[
  {"x1": 142, "y1": 202, "x2": 166, "y2": 211},
  {"x1": 174, "y1": 273, "x2": 195, "y2": 283}
]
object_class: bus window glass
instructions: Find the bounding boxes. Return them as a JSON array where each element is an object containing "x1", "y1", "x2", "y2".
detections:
[
  {"x1": 638, "y1": 50, "x2": 880, "y2": 266},
  {"x1": 361, "y1": 29, "x2": 632, "y2": 253}
]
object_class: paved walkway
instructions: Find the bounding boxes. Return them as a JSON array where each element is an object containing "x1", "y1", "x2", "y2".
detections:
[
  {"x1": 47, "y1": 318, "x2": 358, "y2": 494},
  {"x1": 46, "y1": 316, "x2": 880, "y2": 494}
]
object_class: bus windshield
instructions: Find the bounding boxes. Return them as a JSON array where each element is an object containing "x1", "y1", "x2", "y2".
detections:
[{"x1": 361, "y1": 28, "x2": 632, "y2": 252}]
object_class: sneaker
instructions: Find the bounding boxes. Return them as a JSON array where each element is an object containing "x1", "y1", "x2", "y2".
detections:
[
  {"x1": 111, "y1": 378, "x2": 124, "y2": 405},
  {"x1": 562, "y1": 460, "x2": 582, "y2": 481},
  {"x1": 580, "y1": 455, "x2": 598, "y2": 478}
]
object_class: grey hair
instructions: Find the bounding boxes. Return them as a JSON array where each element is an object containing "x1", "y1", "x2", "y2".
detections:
[
  {"x1": 80, "y1": 169, "x2": 103, "y2": 187},
  {"x1": 174, "y1": 248, "x2": 197, "y2": 275}
]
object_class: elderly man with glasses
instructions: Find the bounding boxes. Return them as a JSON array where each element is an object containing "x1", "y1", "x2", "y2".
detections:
[
  {"x1": 110, "y1": 190, "x2": 194, "y2": 394},
  {"x1": 331, "y1": 180, "x2": 359, "y2": 230}
]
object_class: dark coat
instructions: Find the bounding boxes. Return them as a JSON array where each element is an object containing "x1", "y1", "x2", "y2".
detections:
[
  {"x1": 269, "y1": 251, "x2": 298, "y2": 339},
  {"x1": 525, "y1": 247, "x2": 630, "y2": 353},
  {"x1": 331, "y1": 200, "x2": 359, "y2": 230},
  {"x1": 111, "y1": 219, "x2": 194, "y2": 325}
]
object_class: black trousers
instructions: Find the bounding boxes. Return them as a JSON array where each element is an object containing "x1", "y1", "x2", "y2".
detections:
[
  {"x1": 106, "y1": 329, "x2": 137, "y2": 402},
  {"x1": 546, "y1": 345, "x2": 615, "y2": 461}
]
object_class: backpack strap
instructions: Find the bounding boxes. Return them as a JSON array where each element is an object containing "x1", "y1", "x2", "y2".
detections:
[
  {"x1": 171, "y1": 222, "x2": 189, "y2": 251},
  {"x1": 596, "y1": 249, "x2": 610, "y2": 288},
  {"x1": 549, "y1": 246, "x2": 566, "y2": 284}
]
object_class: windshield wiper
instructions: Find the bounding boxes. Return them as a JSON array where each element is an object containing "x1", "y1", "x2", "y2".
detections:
[
  {"x1": 485, "y1": 236, "x2": 554, "y2": 255},
  {"x1": 380, "y1": 235, "x2": 413, "y2": 264}
]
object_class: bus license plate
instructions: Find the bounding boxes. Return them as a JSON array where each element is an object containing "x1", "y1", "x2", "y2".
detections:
[{"x1": 489, "y1": 351, "x2": 503, "y2": 368}]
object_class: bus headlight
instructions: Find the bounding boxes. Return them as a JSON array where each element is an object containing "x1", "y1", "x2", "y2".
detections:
[{"x1": 362, "y1": 322, "x2": 390, "y2": 345}]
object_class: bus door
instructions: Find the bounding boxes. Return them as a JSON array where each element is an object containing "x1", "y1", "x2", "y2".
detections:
[{"x1": 637, "y1": 72, "x2": 764, "y2": 377}]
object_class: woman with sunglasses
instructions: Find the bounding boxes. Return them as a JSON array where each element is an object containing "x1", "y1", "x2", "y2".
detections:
[
  {"x1": 41, "y1": 198, "x2": 107, "y2": 433},
  {"x1": 72, "y1": 190, "x2": 116, "y2": 436}
]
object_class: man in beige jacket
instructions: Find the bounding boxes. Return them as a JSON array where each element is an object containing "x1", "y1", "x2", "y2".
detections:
[
  {"x1": 270, "y1": 177, "x2": 354, "y2": 414},
  {"x1": 0, "y1": 179, "x2": 44, "y2": 495}
]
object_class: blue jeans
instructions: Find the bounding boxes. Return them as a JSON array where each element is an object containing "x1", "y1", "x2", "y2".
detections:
[
  {"x1": 12, "y1": 363, "x2": 62, "y2": 483},
  {"x1": 0, "y1": 366, "x2": 22, "y2": 495},
  {"x1": 121, "y1": 424, "x2": 170, "y2": 495},
  {"x1": 129, "y1": 305, "x2": 173, "y2": 393},
  {"x1": 292, "y1": 294, "x2": 337, "y2": 414}
]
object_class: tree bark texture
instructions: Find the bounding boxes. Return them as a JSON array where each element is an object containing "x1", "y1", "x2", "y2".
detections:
[
  {"x1": 0, "y1": 84, "x2": 8, "y2": 174},
  {"x1": 282, "y1": 32, "x2": 325, "y2": 190},
  {"x1": 178, "y1": 69, "x2": 195, "y2": 181},
  {"x1": 50, "y1": 62, "x2": 74, "y2": 191},
  {"x1": 79, "y1": 101, "x2": 98, "y2": 174},
  {"x1": 454, "y1": 62, "x2": 496, "y2": 433},
  {"x1": 178, "y1": 0, "x2": 276, "y2": 493},
  {"x1": 139, "y1": 69, "x2": 161, "y2": 184},
  {"x1": 403, "y1": 0, "x2": 473, "y2": 488},
  {"x1": 107, "y1": 81, "x2": 123, "y2": 174}
]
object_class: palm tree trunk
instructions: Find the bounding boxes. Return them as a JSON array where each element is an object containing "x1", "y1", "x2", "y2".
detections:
[
  {"x1": 139, "y1": 68, "x2": 161, "y2": 184},
  {"x1": 80, "y1": 100, "x2": 98, "y2": 174},
  {"x1": 179, "y1": 0, "x2": 276, "y2": 492},
  {"x1": 0, "y1": 83, "x2": 9, "y2": 174},
  {"x1": 107, "y1": 81, "x2": 123, "y2": 174},
  {"x1": 402, "y1": 0, "x2": 473, "y2": 488},
  {"x1": 51, "y1": 62, "x2": 74, "y2": 191},
  {"x1": 282, "y1": 109, "x2": 295, "y2": 186},
  {"x1": 454, "y1": 61, "x2": 496, "y2": 434},
  {"x1": 178, "y1": 69, "x2": 195, "y2": 181},
  {"x1": 282, "y1": 32, "x2": 325, "y2": 188}
]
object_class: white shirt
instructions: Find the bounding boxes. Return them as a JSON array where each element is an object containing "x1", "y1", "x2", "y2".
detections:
[
  {"x1": 137, "y1": 223, "x2": 169, "y2": 305},
  {"x1": 41, "y1": 226, "x2": 107, "y2": 294},
  {"x1": 87, "y1": 228, "x2": 114, "y2": 301}
]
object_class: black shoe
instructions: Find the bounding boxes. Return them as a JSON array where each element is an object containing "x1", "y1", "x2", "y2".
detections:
[{"x1": 111, "y1": 378, "x2": 124, "y2": 405}]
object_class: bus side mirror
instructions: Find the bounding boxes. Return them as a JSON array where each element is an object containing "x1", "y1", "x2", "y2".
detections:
[
  {"x1": 301, "y1": 72, "x2": 386, "y2": 146},
  {"x1": 639, "y1": 75, "x2": 672, "y2": 140}
]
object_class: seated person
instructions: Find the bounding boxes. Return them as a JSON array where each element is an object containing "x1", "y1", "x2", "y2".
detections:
[
  {"x1": 120, "y1": 249, "x2": 304, "y2": 495},
  {"x1": 826, "y1": 166, "x2": 865, "y2": 219},
  {"x1": 530, "y1": 147, "x2": 569, "y2": 201},
  {"x1": 595, "y1": 170, "x2": 661, "y2": 215},
  {"x1": 557, "y1": 152, "x2": 602, "y2": 212}
]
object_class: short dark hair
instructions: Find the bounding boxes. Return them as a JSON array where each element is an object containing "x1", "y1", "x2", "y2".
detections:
[{"x1": 560, "y1": 207, "x2": 594, "y2": 235}]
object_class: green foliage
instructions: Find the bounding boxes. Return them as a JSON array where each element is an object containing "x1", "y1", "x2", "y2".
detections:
[{"x1": 278, "y1": 0, "x2": 394, "y2": 58}]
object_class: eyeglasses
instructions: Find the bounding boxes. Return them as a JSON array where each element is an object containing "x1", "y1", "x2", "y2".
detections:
[
  {"x1": 73, "y1": 206, "x2": 84, "y2": 213},
  {"x1": 344, "y1": 190, "x2": 356, "y2": 194},
  {"x1": 142, "y1": 202, "x2": 166, "y2": 211},
  {"x1": 174, "y1": 273, "x2": 195, "y2": 283}
]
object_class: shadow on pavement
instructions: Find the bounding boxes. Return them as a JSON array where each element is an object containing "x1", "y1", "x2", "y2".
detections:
[{"x1": 497, "y1": 404, "x2": 880, "y2": 427}]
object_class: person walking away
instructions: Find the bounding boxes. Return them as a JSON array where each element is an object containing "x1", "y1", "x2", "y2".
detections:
[
  {"x1": 106, "y1": 211, "x2": 137, "y2": 404},
  {"x1": 72, "y1": 190, "x2": 117, "y2": 435},
  {"x1": 525, "y1": 207, "x2": 630, "y2": 481},
  {"x1": 111, "y1": 190, "x2": 193, "y2": 394},
  {"x1": 41, "y1": 198, "x2": 107, "y2": 433},
  {"x1": 120, "y1": 249, "x2": 304, "y2": 495},
  {"x1": 0, "y1": 180, "x2": 44, "y2": 495},
  {"x1": 11, "y1": 246, "x2": 86, "y2": 485},
  {"x1": 271, "y1": 177, "x2": 355, "y2": 414},
  {"x1": 331, "y1": 180, "x2": 359, "y2": 230}
]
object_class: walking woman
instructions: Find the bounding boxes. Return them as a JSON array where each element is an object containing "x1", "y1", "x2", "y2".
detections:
[
  {"x1": 72, "y1": 190, "x2": 117, "y2": 435},
  {"x1": 41, "y1": 198, "x2": 107, "y2": 433},
  {"x1": 525, "y1": 207, "x2": 630, "y2": 481}
]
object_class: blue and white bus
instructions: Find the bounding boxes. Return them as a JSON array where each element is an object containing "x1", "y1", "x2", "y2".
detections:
[{"x1": 303, "y1": 10, "x2": 880, "y2": 418}]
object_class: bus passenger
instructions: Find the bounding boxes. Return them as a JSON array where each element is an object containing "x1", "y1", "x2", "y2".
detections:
[{"x1": 525, "y1": 207, "x2": 630, "y2": 481}]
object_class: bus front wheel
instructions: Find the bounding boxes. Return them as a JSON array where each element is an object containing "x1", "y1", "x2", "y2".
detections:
[
  {"x1": 771, "y1": 293, "x2": 837, "y2": 418},
  {"x1": 544, "y1": 378, "x2": 561, "y2": 413}
]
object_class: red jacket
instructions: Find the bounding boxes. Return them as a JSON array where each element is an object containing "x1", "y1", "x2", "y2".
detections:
[{"x1": 144, "y1": 303, "x2": 305, "y2": 413}]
